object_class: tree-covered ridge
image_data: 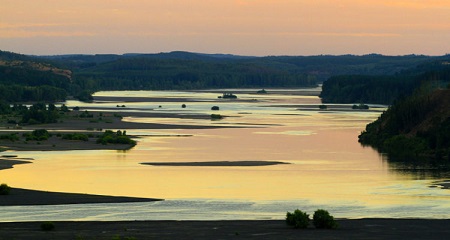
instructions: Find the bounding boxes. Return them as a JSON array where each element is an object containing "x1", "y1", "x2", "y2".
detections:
[
  {"x1": 64, "y1": 53, "x2": 450, "y2": 91},
  {"x1": 0, "y1": 50, "x2": 76, "y2": 102},
  {"x1": 48, "y1": 52, "x2": 439, "y2": 83},
  {"x1": 358, "y1": 88, "x2": 450, "y2": 161},
  {"x1": 1, "y1": 49, "x2": 449, "y2": 102},
  {"x1": 74, "y1": 57, "x2": 317, "y2": 90},
  {"x1": 320, "y1": 60, "x2": 450, "y2": 104}
]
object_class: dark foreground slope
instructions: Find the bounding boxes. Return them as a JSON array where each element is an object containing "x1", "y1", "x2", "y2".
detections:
[{"x1": 0, "y1": 219, "x2": 449, "y2": 240}]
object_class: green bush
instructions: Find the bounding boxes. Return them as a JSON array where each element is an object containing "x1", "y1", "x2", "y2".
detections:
[
  {"x1": 96, "y1": 130, "x2": 136, "y2": 146},
  {"x1": 0, "y1": 133, "x2": 19, "y2": 142},
  {"x1": 313, "y1": 209, "x2": 338, "y2": 229},
  {"x1": 23, "y1": 129, "x2": 50, "y2": 141},
  {"x1": 40, "y1": 221, "x2": 55, "y2": 231},
  {"x1": 62, "y1": 133, "x2": 89, "y2": 141},
  {"x1": 352, "y1": 103, "x2": 369, "y2": 110},
  {"x1": 0, "y1": 183, "x2": 11, "y2": 195},
  {"x1": 286, "y1": 209, "x2": 310, "y2": 229}
]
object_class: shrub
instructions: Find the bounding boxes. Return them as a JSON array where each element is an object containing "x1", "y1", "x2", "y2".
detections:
[
  {"x1": 257, "y1": 89, "x2": 267, "y2": 94},
  {"x1": 40, "y1": 221, "x2": 55, "y2": 231},
  {"x1": 23, "y1": 129, "x2": 50, "y2": 141},
  {"x1": 286, "y1": 209, "x2": 310, "y2": 229},
  {"x1": 211, "y1": 114, "x2": 223, "y2": 120},
  {"x1": 0, "y1": 183, "x2": 11, "y2": 195},
  {"x1": 96, "y1": 130, "x2": 136, "y2": 146},
  {"x1": 319, "y1": 104, "x2": 327, "y2": 110},
  {"x1": 0, "y1": 133, "x2": 19, "y2": 142},
  {"x1": 313, "y1": 209, "x2": 338, "y2": 229},
  {"x1": 352, "y1": 103, "x2": 369, "y2": 110},
  {"x1": 62, "y1": 133, "x2": 89, "y2": 141}
]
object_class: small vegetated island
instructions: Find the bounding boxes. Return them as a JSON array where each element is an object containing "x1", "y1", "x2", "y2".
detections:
[{"x1": 0, "y1": 100, "x2": 135, "y2": 151}]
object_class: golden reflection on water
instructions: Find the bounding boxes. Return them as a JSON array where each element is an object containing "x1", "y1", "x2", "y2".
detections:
[{"x1": 1, "y1": 90, "x2": 447, "y2": 208}]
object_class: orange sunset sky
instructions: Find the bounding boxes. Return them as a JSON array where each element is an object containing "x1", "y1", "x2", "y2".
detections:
[{"x1": 1, "y1": 0, "x2": 449, "y2": 56}]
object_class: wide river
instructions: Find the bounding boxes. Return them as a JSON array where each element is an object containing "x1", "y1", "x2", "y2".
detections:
[{"x1": 1, "y1": 88, "x2": 449, "y2": 221}]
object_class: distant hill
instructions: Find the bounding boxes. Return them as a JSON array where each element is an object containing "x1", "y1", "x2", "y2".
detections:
[
  {"x1": 320, "y1": 59, "x2": 450, "y2": 104},
  {"x1": 36, "y1": 52, "x2": 449, "y2": 91},
  {"x1": 1, "y1": 49, "x2": 450, "y2": 102},
  {"x1": 0, "y1": 50, "x2": 73, "y2": 102},
  {"x1": 359, "y1": 88, "x2": 450, "y2": 161},
  {"x1": 42, "y1": 52, "x2": 439, "y2": 81}
]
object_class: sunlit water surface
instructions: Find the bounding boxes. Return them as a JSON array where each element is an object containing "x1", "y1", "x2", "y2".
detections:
[{"x1": 1, "y1": 89, "x2": 449, "y2": 221}]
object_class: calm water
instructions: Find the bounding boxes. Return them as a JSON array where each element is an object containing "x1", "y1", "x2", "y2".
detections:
[{"x1": 1, "y1": 89, "x2": 449, "y2": 221}]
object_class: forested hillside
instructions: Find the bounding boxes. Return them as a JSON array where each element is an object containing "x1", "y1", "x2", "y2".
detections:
[
  {"x1": 0, "y1": 51, "x2": 74, "y2": 102},
  {"x1": 359, "y1": 88, "x2": 450, "y2": 161},
  {"x1": 320, "y1": 60, "x2": 450, "y2": 104},
  {"x1": 73, "y1": 57, "x2": 317, "y2": 90},
  {"x1": 46, "y1": 52, "x2": 437, "y2": 91},
  {"x1": 1, "y1": 49, "x2": 449, "y2": 103}
]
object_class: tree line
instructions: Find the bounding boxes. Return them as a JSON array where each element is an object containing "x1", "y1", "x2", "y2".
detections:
[
  {"x1": 73, "y1": 57, "x2": 317, "y2": 90},
  {"x1": 320, "y1": 61, "x2": 450, "y2": 104}
]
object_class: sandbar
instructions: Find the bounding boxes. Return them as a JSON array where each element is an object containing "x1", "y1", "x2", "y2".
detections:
[
  {"x1": 0, "y1": 188, "x2": 161, "y2": 206},
  {"x1": 0, "y1": 158, "x2": 32, "y2": 170},
  {"x1": 0, "y1": 159, "x2": 162, "y2": 206},
  {"x1": 141, "y1": 161, "x2": 289, "y2": 167}
]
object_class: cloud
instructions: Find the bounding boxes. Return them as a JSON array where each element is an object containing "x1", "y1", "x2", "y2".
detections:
[
  {"x1": 0, "y1": 30, "x2": 96, "y2": 38},
  {"x1": 0, "y1": 22, "x2": 96, "y2": 38},
  {"x1": 0, "y1": 23, "x2": 64, "y2": 29},
  {"x1": 380, "y1": 0, "x2": 450, "y2": 9}
]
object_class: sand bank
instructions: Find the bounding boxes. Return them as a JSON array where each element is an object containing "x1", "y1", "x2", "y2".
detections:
[
  {"x1": 142, "y1": 161, "x2": 289, "y2": 167},
  {"x1": 0, "y1": 158, "x2": 32, "y2": 170},
  {"x1": 0, "y1": 188, "x2": 161, "y2": 206}
]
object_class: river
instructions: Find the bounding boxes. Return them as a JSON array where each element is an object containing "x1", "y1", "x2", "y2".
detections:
[{"x1": 1, "y1": 88, "x2": 449, "y2": 221}]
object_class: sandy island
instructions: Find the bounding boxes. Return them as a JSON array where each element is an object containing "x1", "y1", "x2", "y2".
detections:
[
  {"x1": 0, "y1": 157, "x2": 32, "y2": 170},
  {"x1": 0, "y1": 188, "x2": 162, "y2": 206},
  {"x1": 142, "y1": 161, "x2": 289, "y2": 167},
  {"x1": 0, "y1": 159, "x2": 162, "y2": 206}
]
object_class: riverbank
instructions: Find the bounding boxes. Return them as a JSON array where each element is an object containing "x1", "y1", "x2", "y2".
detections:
[
  {"x1": 0, "y1": 159, "x2": 162, "y2": 206},
  {"x1": 0, "y1": 188, "x2": 161, "y2": 206},
  {"x1": 0, "y1": 219, "x2": 449, "y2": 240}
]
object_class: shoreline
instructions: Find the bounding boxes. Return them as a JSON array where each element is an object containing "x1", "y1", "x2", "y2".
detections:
[
  {"x1": 0, "y1": 159, "x2": 162, "y2": 206},
  {"x1": 0, "y1": 158, "x2": 32, "y2": 170},
  {"x1": 0, "y1": 219, "x2": 449, "y2": 239},
  {"x1": 0, "y1": 188, "x2": 162, "y2": 206}
]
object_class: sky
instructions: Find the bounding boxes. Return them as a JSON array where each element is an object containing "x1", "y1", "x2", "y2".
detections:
[{"x1": 1, "y1": 0, "x2": 450, "y2": 56}]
